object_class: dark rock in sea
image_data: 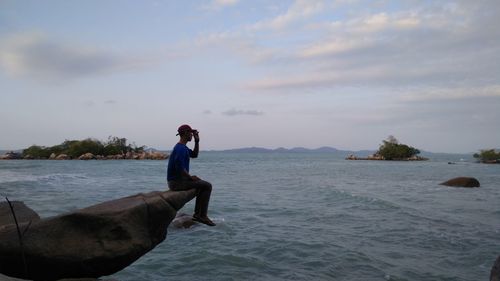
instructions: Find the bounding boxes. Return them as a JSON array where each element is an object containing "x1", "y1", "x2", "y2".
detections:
[
  {"x1": 0, "y1": 189, "x2": 196, "y2": 280},
  {"x1": 440, "y1": 177, "x2": 480, "y2": 188},
  {"x1": 492, "y1": 255, "x2": 500, "y2": 281}
]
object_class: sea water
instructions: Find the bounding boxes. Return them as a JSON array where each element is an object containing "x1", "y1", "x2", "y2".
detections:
[{"x1": 0, "y1": 153, "x2": 499, "y2": 281}]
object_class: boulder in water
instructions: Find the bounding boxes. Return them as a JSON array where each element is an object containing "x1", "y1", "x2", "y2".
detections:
[
  {"x1": 440, "y1": 177, "x2": 480, "y2": 188},
  {"x1": 171, "y1": 213, "x2": 196, "y2": 229}
]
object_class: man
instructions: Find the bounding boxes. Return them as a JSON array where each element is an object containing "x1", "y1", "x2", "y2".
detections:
[{"x1": 167, "y1": 124, "x2": 215, "y2": 226}]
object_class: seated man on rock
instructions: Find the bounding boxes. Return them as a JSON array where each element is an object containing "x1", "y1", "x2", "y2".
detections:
[{"x1": 167, "y1": 124, "x2": 215, "y2": 226}]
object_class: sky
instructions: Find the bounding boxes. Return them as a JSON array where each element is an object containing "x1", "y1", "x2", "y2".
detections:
[{"x1": 1, "y1": 0, "x2": 499, "y2": 153}]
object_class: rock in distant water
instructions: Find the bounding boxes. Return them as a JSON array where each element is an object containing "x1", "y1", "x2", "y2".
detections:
[
  {"x1": 440, "y1": 177, "x2": 480, "y2": 188},
  {"x1": 492, "y1": 256, "x2": 500, "y2": 281},
  {"x1": 0, "y1": 189, "x2": 197, "y2": 280}
]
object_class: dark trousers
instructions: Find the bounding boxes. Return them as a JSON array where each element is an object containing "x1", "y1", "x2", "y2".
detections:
[{"x1": 168, "y1": 179, "x2": 212, "y2": 217}]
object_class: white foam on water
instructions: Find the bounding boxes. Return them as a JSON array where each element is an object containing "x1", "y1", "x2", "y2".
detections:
[{"x1": 0, "y1": 170, "x2": 88, "y2": 184}]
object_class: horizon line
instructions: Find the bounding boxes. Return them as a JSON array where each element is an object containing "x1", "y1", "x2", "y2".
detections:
[{"x1": 0, "y1": 145, "x2": 480, "y2": 155}]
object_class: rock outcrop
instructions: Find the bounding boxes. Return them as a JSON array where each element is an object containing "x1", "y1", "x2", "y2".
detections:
[
  {"x1": 78, "y1": 153, "x2": 95, "y2": 160},
  {"x1": 492, "y1": 256, "x2": 500, "y2": 281},
  {"x1": 0, "y1": 189, "x2": 197, "y2": 280},
  {"x1": 440, "y1": 177, "x2": 480, "y2": 188},
  {"x1": 0, "y1": 201, "x2": 40, "y2": 227},
  {"x1": 344, "y1": 154, "x2": 428, "y2": 161},
  {"x1": 1, "y1": 151, "x2": 168, "y2": 161},
  {"x1": 55, "y1": 154, "x2": 70, "y2": 160},
  {"x1": 0, "y1": 152, "x2": 22, "y2": 160}
]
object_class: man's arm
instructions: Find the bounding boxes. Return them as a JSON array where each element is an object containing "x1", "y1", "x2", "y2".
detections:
[{"x1": 191, "y1": 131, "x2": 199, "y2": 158}]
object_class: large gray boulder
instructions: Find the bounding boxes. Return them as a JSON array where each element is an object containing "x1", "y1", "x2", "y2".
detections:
[
  {"x1": 492, "y1": 256, "x2": 500, "y2": 281},
  {"x1": 440, "y1": 177, "x2": 480, "y2": 188},
  {"x1": 0, "y1": 201, "x2": 40, "y2": 227},
  {"x1": 0, "y1": 189, "x2": 196, "y2": 281}
]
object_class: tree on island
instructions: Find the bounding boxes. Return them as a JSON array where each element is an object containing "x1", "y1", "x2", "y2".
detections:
[
  {"x1": 376, "y1": 135, "x2": 421, "y2": 160},
  {"x1": 22, "y1": 136, "x2": 146, "y2": 159},
  {"x1": 473, "y1": 149, "x2": 500, "y2": 163}
]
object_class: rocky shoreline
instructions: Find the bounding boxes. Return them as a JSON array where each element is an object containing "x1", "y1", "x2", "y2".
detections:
[
  {"x1": 345, "y1": 154, "x2": 429, "y2": 161},
  {"x1": 0, "y1": 151, "x2": 168, "y2": 160}
]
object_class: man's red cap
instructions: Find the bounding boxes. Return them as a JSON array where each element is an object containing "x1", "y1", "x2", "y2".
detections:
[{"x1": 176, "y1": 124, "x2": 196, "y2": 136}]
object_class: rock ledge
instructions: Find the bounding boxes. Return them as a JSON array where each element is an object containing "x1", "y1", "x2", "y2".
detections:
[{"x1": 0, "y1": 189, "x2": 196, "y2": 280}]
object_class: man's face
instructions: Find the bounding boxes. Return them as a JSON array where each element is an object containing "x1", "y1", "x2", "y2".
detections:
[{"x1": 182, "y1": 131, "x2": 193, "y2": 141}]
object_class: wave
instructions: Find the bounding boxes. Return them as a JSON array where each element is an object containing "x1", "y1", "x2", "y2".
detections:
[{"x1": 0, "y1": 171, "x2": 88, "y2": 184}]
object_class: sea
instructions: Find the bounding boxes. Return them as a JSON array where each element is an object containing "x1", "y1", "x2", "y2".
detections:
[{"x1": 0, "y1": 152, "x2": 499, "y2": 281}]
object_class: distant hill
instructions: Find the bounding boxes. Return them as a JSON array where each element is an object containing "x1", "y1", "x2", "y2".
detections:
[
  {"x1": 2, "y1": 146, "x2": 475, "y2": 162},
  {"x1": 213, "y1": 146, "x2": 374, "y2": 156},
  {"x1": 218, "y1": 147, "x2": 272, "y2": 153},
  {"x1": 219, "y1": 146, "x2": 375, "y2": 154},
  {"x1": 210, "y1": 147, "x2": 474, "y2": 162},
  {"x1": 419, "y1": 151, "x2": 474, "y2": 162}
]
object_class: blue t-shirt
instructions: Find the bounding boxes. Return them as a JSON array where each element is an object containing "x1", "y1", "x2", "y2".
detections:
[{"x1": 167, "y1": 143, "x2": 192, "y2": 181}]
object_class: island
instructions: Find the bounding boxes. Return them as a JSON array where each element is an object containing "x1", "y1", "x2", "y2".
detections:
[
  {"x1": 473, "y1": 149, "x2": 500, "y2": 164},
  {"x1": 0, "y1": 136, "x2": 167, "y2": 160},
  {"x1": 346, "y1": 136, "x2": 428, "y2": 161}
]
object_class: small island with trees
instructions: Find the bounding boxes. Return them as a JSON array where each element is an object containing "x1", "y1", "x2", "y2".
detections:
[
  {"x1": 0, "y1": 136, "x2": 167, "y2": 160},
  {"x1": 346, "y1": 136, "x2": 428, "y2": 161},
  {"x1": 473, "y1": 149, "x2": 500, "y2": 164}
]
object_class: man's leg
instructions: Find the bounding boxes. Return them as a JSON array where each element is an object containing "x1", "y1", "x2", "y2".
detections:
[
  {"x1": 193, "y1": 180, "x2": 212, "y2": 217},
  {"x1": 168, "y1": 179, "x2": 215, "y2": 226}
]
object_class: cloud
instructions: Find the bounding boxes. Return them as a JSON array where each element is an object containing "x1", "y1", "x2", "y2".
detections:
[
  {"x1": 243, "y1": 1, "x2": 500, "y2": 92},
  {"x1": 203, "y1": 110, "x2": 212, "y2": 114},
  {"x1": 399, "y1": 85, "x2": 500, "y2": 102},
  {"x1": 194, "y1": 31, "x2": 276, "y2": 63},
  {"x1": 0, "y1": 33, "x2": 149, "y2": 81},
  {"x1": 203, "y1": 0, "x2": 239, "y2": 11},
  {"x1": 84, "y1": 100, "x2": 118, "y2": 107},
  {"x1": 83, "y1": 101, "x2": 95, "y2": 107},
  {"x1": 193, "y1": 1, "x2": 500, "y2": 94},
  {"x1": 249, "y1": 0, "x2": 324, "y2": 31},
  {"x1": 222, "y1": 109, "x2": 264, "y2": 116},
  {"x1": 104, "y1": 100, "x2": 117, "y2": 105},
  {"x1": 213, "y1": 0, "x2": 238, "y2": 7}
]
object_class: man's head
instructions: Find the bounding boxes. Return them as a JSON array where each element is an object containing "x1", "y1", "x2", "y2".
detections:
[{"x1": 176, "y1": 124, "x2": 197, "y2": 141}]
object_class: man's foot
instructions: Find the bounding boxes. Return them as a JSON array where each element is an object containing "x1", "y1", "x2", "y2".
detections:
[{"x1": 192, "y1": 214, "x2": 216, "y2": 226}]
